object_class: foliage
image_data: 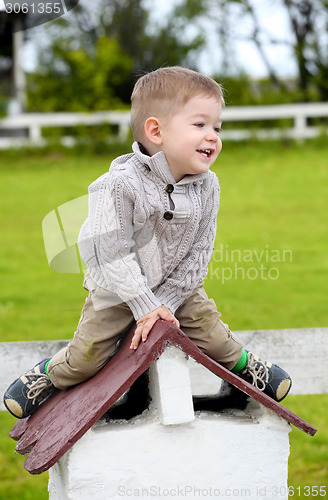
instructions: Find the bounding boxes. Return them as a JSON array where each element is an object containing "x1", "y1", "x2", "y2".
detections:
[
  {"x1": 27, "y1": 36, "x2": 132, "y2": 112},
  {"x1": 2, "y1": 0, "x2": 328, "y2": 111},
  {"x1": 26, "y1": 0, "x2": 205, "y2": 111},
  {"x1": 215, "y1": 73, "x2": 323, "y2": 114},
  {"x1": 23, "y1": 0, "x2": 328, "y2": 111},
  {"x1": 281, "y1": 0, "x2": 328, "y2": 101},
  {"x1": 103, "y1": 0, "x2": 204, "y2": 75},
  {"x1": 185, "y1": 0, "x2": 328, "y2": 101}
]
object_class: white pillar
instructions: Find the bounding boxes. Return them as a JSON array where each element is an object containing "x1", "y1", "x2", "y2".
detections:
[
  {"x1": 12, "y1": 17, "x2": 26, "y2": 114},
  {"x1": 148, "y1": 346, "x2": 195, "y2": 425}
]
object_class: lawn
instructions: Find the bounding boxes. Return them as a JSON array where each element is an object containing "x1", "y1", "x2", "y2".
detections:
[{"x1": 0, "y1": 138, "x2": 327, "y2": 499}]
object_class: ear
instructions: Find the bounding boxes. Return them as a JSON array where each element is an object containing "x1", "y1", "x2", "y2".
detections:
[{"x1": 144, "y1": 117, "x2": 163, "y2": 145}]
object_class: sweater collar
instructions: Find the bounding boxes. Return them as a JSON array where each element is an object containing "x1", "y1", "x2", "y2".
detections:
[{"x1": 132, "y1": 141, "x2": 208, "y2": 186}]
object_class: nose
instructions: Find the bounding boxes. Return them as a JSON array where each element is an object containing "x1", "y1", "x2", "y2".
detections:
[{"x1": 206, "y1": 128, "x2": 219, "y2": 142}]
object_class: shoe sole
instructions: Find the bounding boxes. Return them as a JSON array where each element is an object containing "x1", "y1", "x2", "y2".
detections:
[
  {"x1": 3, "y1": 359, "x2": 51, "y2": 419},
  {"x1": 276, "y1": 378, "x2": 292, "y2": 402},
  {"x1": 4, "y1": 398, "x2": 24, "y2": 418}
]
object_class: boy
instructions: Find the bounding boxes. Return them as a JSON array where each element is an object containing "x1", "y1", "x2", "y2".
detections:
[{"x1": 4, "y1": 67, "x2": 291, "y2": 419}]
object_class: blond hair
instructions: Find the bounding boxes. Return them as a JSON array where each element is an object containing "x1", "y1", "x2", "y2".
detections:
[{"x1": 130, "y1": 66, "x2": 224, "y2": 142}]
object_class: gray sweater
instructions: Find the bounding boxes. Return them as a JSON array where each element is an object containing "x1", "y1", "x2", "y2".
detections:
[{"x1": 78, "y1": 142, "x2": 220, "y2": 321}]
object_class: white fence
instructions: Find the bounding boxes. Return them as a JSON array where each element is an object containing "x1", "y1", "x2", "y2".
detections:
[
  {"x1": 1, "y1": 327, "x2": 327, "y2": 410},
  {"x1": 0, "y1": 103, "x2": 328, "y2": 149},
  {"x1": 0, "y1": 110, "x2": 131, "y2": 149}
]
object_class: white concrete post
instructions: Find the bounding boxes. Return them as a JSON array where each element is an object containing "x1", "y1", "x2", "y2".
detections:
[
  {"x1": 12, "y1": 18, "x2": 26, "y2": 114},
  {"x1": 148, "y1": 346, "x2": 194, "y2": 425},
  {"x1": 118, "y1": 122, "x2": 130, "y2": 141},
  {"x1": 29, "y1": 122, "x2": 43, "y2": 145},
  {"x1": 294, "y1": 112, "x2": 307, "y2": 138}
]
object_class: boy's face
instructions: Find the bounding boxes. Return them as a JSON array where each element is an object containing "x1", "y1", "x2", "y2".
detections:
[{"x1": 159, "y1": 95, "x2": 222, "y2": 182}]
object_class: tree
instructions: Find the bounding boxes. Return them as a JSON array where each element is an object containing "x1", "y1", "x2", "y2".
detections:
[
  {"x1": 27, "y1": 0, "x2": 205, "y2": 111},
  {"x1": 282, "y1": 0, "x2": 328, "y2": 100},
  {"x1": 180, "y1": 0, "x2": 328, "y2": 101},
  {"x1": 28, "y1": 37, "x2": 133, "y2": 111}
]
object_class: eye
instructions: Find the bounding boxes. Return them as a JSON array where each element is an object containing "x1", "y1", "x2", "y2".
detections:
[
  {"x1": 194, "y1": 122, "x2": 205, "y2": 128},
  {"x1": 214, "y1": 127, "x2": 222, "y2": 134}
]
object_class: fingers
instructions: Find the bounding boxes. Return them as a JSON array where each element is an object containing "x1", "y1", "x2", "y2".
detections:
[
  {"x1": 130, "y1": 318, "x2": 155, "y2": 350},
  {"x1": 130, "y1": 326, "x2": 142, "y2": 351},
  {"x1": 129, "y1": 306, "x2": 180, "y2": 351}
]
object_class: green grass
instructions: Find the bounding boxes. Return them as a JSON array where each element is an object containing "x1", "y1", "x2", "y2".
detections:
[
  {"x1": 286, "y1": 395, "x2": 328, "y2": 490},
  {"x1": 0, "y1": 139, "x2": 327, "y2": 498},
  {"x1": 207, "y1": 138, "x2": 328, "y2": 330},
  {"x1": 0, "y1": 412, "x2": 49, "y2": 500}
]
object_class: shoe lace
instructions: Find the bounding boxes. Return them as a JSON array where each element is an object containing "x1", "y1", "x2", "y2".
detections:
[
  {"x1": 26, "y1": 374, "x2": 52, "y2": 405},
  {"x1": 242, "y1": 352, "x2": 269, "y2": 391}
]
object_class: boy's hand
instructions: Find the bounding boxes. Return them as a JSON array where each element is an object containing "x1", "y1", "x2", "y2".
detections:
[{"x1": 130, "y1": 306, "x2": 179, "y2": 350}]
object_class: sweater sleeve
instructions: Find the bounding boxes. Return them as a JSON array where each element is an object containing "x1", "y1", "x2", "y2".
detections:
[
  {"x1": 78, "y1": 173, "x2": 161, "y2": 321},
  {"x1": 153, "y1": 176, "x2": 220, "y2": 313}
]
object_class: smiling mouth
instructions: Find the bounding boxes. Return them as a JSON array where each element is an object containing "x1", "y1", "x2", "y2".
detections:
[{"x1": 197, "y1": 149, "x2": 213, "y2": 158}]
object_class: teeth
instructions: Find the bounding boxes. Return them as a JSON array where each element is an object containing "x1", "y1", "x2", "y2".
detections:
[{"x1": 198, "y1": 149, "x2": 211, "y2": 157}]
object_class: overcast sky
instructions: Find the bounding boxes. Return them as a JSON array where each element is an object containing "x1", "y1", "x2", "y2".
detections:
[{"x1": 11, "y1": 0, "x2": 298, "y2": 78}]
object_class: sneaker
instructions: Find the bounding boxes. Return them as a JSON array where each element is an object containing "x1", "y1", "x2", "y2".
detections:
[
  {"x1": 238, "y1": 351, "x2": 292, "y2": 402},
  {"x1": 3, "y1": 359, "x2": 55, "y2": 419}
]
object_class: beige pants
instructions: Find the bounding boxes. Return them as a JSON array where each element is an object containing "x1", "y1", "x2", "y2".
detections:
[{"x1": 48, "y1": 280, "x2": 243, "y2": 390}]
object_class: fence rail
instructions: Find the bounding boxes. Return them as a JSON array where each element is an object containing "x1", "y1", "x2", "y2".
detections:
[
  {"x1": 1, "y1": 327, "x2": 327, "y2": 410},
  {"x1": 0, "y1": 103, "x2": 327, "y2": 149}
]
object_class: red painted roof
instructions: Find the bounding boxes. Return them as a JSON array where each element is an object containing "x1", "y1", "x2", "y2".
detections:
[{"x1": 10, "y1": 320, "x2": 317, "y2": 475}]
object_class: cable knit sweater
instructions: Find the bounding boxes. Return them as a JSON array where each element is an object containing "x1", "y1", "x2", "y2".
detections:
[{"x1": 78, "y1": 142, "x2": 220, "y2": 321}]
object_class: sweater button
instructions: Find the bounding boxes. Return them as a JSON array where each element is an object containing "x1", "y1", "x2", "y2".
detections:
[
  {"x1": 163, "y1": 211, "x2": 173, "y2": 220},
  {"x1": 165, "y1": 184, "x2": 174, "y2": 193}
]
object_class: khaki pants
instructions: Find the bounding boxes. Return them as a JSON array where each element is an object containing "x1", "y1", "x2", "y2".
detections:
[{"x1": 48, "y1": 279, "x2": 243, "y2": 390}]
